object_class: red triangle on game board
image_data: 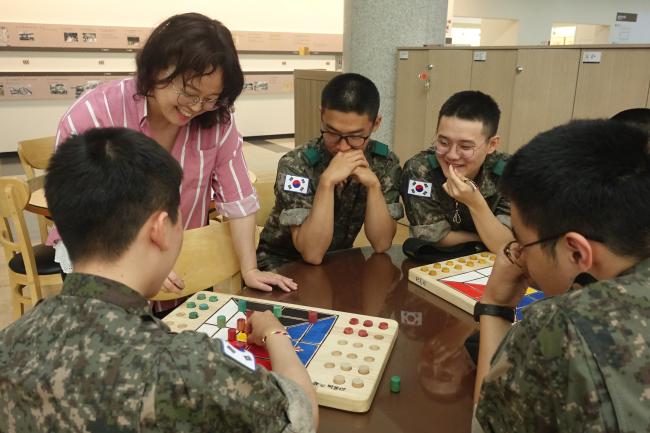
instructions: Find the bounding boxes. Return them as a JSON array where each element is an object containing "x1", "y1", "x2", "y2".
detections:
[
  {"x1": 441, "y1": 280, "x2": 485, "y2": 300},
  {"x1": 247, "y1": 344, "x2": 269, "y2": 359}
]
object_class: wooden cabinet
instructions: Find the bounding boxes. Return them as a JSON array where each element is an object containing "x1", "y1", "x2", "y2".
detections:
[
  {"x1": 508, "y1": 49, "x2": 580, "y2": 152},
  {"x1": 393, "y1": 45, "x2": 650, "y2": 159},
  {"x1": 573, "y1": 49, "x2": 650, "y2": 119},
  {"x1": 293, "y1": 70, "x2": 341, "y2": 147}
]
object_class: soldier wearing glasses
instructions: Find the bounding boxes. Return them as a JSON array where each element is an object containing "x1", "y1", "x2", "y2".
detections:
[
  {"x1": 50, "y1": 13, "x2": 297, "y2": 314},
  {"x1": 257, "y1": 73, "x2": 403, "y2": 271},
  {"x1": 401, "y1": 90, "x2": 513, "y2": 253}
]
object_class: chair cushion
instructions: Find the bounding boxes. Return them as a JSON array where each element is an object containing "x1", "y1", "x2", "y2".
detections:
[{"x1": 8, "y1": 244, "x2": 62, "y2": 275}]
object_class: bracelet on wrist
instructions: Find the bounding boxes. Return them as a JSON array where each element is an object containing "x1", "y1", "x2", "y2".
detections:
[{"x1": 262, "y1": 330, "x2": 290, "y2": 345}]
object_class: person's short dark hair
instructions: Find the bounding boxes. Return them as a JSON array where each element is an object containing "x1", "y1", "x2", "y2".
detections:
[
  {"x1": 500, "y1": 119, "x2": 650, "y2": 259},
  {"x1": 45, "y1": 128, "x2": 183, "y2": 262},
  {"x1": 437, "y1": 90, "x2": 501, "y2": 139},
  {"x1": 136, "y1": 13, "x2": 244, "y2": 128},
  {"x1": 611, "y1": 108, "x2": 650, "y2": 136},
  {"x1": 321, "y1": 73, "x2": 380, "y2": 122}
]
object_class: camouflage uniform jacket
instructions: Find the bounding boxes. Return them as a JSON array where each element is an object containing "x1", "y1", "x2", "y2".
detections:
[
  {"x1": 0, "y1": 273, "x2": 314, "y2": 433},
  {"x1": 257, "y1": 137, "x2": 403, "y2": 271},
  {"x1": 475, "y1": 257, "x2": 650, "y2": 433},
  {"x1": 401, "y1": 149, "x2": 511, "y2": 242}
]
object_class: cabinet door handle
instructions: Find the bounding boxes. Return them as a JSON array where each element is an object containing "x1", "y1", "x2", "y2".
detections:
[{"x1": 515, "y1": 66, "x2": 524, "y2": 73}]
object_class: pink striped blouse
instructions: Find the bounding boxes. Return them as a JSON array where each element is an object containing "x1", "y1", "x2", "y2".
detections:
[{"x1": 55, "y1": 77, "x2": 259, "y2": 229}]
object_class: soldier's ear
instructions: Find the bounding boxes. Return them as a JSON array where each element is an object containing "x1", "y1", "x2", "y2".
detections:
[{"x1": 372, "y1": 115, "x2": 382, "y2": 132}]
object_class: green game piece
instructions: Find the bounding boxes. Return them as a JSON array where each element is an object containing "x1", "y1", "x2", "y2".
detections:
[
  {"x1": 199, "y1": 303, "x2": 209, "y2": 310},
  {"x1": 209, "y1": 295, "x2": 218, "y2": 302},
  {"x1": 273, "y1": 305, "x2": 282, "y2": 318},
  {"x1": 197, "y1": 293, "x2": 206, "y2": 300},
  {"x1": 217, "y1": 315, "x2": 227, "y2": 327},
  {"x1": 390, "y1": 376, "x2": 401, "y2": 393},
  {"x1": 188, "y1": 311, "x2": 199, "y2": 319},
  {"x1": 186, "y1": 302, "x2": 196, "y2": 309},
  {"x1": 238, "y1": 299, "x2": 247, "y2": 313}
]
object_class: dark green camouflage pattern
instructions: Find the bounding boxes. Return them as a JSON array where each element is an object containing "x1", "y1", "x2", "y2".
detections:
[
  {"x1": 401, "y1": 149, "x2": 511, "y2": 242},
  {"x1": 476, "y1": 257, "x2": 650, "y2": 433},
  {"x1": 257, "y1": 137, "x2": 403, "y2": 271},
  {"x1": 0, "y1": 273, "x2": 314, "y2": 433}
]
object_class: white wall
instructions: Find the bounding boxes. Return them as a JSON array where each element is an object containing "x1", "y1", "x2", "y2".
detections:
[
  {"x1": 0, "y1": 0, "x2": 343, "y2": 152},
  {"x1": 453, "y1": 0, "x2": 650, "y2": 45}
]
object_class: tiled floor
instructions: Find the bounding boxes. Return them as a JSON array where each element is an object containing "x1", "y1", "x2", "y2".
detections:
[{"x1": 0, "y1": 137, "x2": 408, "y2": 330}]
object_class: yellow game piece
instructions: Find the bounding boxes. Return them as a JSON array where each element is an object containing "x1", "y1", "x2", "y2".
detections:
[
  {"x1": 454, "y1": 264, "x2": 462, "y2": 270},
  {"x1": 445, "y1": 260, "x2": 453, "y2": 266},
  {"x1": 420, "y1": 266, "x2": 429, "y2": 272},
  {"x1": 489, "y1": 255, "x2": 496, "y2": 261},
  {"x1": 470, "y1": 255, "x2": 477, "y2": 260},
  {"x1": 236, "y1": 332, "x2": 247, "y2": 343},
  {"x1": 480, "y1": 252, "x2": 489, "y2": 257},
  {"x1": 458, "y1": 258, "x2": 466, "y2": 263},
  {"x1": 428, "y1": 270, "x2": 437, "y2": 276},
  {"x1": 478, "y1": 259, "x2": 486, "y2": 265},
  {"x1": 467, "y1": 261, "x2": 474, "y2": 267},
  {"x1": 433, "y1": 263, "x2": 442, "y2": 269},
  {"x1": 442, "y1": 267, "x2": 450, "y2": 273}
]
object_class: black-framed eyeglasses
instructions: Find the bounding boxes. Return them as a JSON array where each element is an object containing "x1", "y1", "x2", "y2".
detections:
[
  {"x1": 171, "y1": 83, "x2": 222, "y2": 111},
  {"x1": 320, "y1": 130, "x2": 371, "y2": 149},
  {"x1": 504, "y1": 232, "x2": 604, "y2": 267}
]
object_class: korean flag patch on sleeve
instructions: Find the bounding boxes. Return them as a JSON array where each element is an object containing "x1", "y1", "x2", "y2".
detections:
[
  {"x1": 407, "y1": 179, "x2": 432, "y2": 197},
  {"x1": 283, "y1": 174, "x2": 309, "y2": 194}
]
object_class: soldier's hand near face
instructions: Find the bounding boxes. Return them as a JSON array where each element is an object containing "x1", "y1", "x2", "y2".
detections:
[
  {"x1": 321, "y1": 150, "x2": 368, "y2": 186},
  {"x1": 351, "y1": 165, "x2": 381, "y2": 189},
  {"x1": 443, "y1": 164, "x2": 483, "y2": 209}
]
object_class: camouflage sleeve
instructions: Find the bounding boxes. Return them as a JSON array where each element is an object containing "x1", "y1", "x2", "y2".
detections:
[
  {"x1": 275, "y1": 155, "x2": 314, "y2": 227},
  {"x1": 493, "y1": 195, "x2": 511, "y2": 228},
  {"x1": 476, "y1": 302, "x2": 614, "y2": 432},
  {"x1": 154, "y1": 333, "x2": 310, "y2": 432},
  {"x1": 270, "y1": 372, "x2": 316, "y2": 433},
  {"x1": 400, "y1": 158, "x2": 450, "y2": 242},
  {"x1": 379, "y1": 157, "x2": 404, "y2": 219}
]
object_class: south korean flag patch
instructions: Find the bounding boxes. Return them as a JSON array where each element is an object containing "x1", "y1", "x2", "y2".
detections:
[
  {"x1": 407, "y1": 179, "x2": 432, "y2": 197},
  {"x1": 284, "y1": 174, "x2": 309, "y2": 194}
]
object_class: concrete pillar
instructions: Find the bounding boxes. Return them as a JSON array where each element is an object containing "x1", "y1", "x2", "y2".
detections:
[{"x1": 343, "y1": 0, "x2": 447, "y2": 146}]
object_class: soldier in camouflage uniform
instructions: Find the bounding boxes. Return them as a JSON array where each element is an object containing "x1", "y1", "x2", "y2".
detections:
[
  {"x1": 257, "y1": 73, "x2": 403, "y2": 271},
  {"x1": 0, "y1": 128, "x2": 317, "y2": 433},
  {"x1": 472, "y1": 120, "x2": 650, "y2": 432},
  {"x1": 401, "y1": 90, "x2": 512, "y2": 253}
]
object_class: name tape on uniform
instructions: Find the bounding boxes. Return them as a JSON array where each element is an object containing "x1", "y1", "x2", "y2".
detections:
[
  {"x1": 284, "y1": 175, "x2": 309, "y2": 194},
  {"x1": 407, "y1": 180, "x2": 432, "y2": 197},
  {"x1": 222, "y1": 340, "x2": 256, "y2": 371}
]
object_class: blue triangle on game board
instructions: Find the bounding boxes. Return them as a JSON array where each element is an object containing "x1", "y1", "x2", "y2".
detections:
[
  {"x1": 295, "y1": 342, "x2": 318, "y2": 365},
  {"x1": 301, "y1": 315, "x2": 336, "y2": 344},
  {"x1": 286, "y1": 322, "x2": 310, "y2": 340}
]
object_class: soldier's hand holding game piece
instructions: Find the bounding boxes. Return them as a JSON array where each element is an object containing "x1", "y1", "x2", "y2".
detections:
[
  {"x1": 482, "y1": 242, "x2": 530, "y2": 308},
  {"x1": 244, "y1": 268, "x2": 298, "y2": 292},
  {"x1": 322, "y1": 149, "x2": 369, "y2": 186},
  {"x1": 443, "y1": 164, "x2": 483, "y2": 208},
  {"x1": 161, "y1": 270, "x2": 185, "y2": 294},
  {"x1": 247, "y1": 310, "x2": 287, "y2": 346}
]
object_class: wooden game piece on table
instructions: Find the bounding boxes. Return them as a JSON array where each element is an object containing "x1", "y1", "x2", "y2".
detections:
[
  {"x1": 390, "y1": 375, "x2": 400, "y2": 393},
  {"x1": 162, "y1": 291, "x2": 399, "y2": 413},
  {"x1": 408, "y1": 252, "x2": 544, "y2": 320}
]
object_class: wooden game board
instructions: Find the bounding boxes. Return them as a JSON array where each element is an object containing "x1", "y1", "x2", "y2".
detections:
[
  {"x1": 163, "y1": 291, "x2": 399, "y2": 413},
  {"x1": 408, "y1": 252, "x2": 544, "y2": 320}
]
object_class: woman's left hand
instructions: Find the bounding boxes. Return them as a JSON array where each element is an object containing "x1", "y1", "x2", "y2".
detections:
[{"x1": 243, "y1": 268, "x2": 298, "y2": 292}]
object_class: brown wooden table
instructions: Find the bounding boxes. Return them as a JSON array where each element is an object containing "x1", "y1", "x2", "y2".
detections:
[{"x1": 241, "y1": 245, "x2": 477, "y2": 433}]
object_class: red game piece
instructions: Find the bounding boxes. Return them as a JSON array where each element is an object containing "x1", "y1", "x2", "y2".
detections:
[
  {"x1": 349, "y1": 317, "x2": 359, "y2": 325},
  {"x1": 343, "y1": 327, "x2": 353, "y2": 335},
  {"x1": 308, "y1": 311, "x2": 318, "y2": 324},
  {"x1": 379, "y1": 322, "x2": 389, "y2": 330},
  {"x1": 237, "y1": 318, "x2": 246, "y2": 332},
  {"x1": 358, "y1": 329, "x2": 368, "y2": 337},
  {"x1": 363, "y1": 320, "x2": 373, "y2": 327},
  {"x1": 227, "y1": 328, "x2": 236, "y2": 341}
]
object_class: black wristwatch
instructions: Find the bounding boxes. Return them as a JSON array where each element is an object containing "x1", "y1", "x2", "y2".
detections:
[{"x1": 473, "y1": 302, "x2": 515, "y2": 323}]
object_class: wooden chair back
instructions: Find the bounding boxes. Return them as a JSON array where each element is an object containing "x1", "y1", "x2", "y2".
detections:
[{"x1": 151, "y1": 221, "x2": 242, "y2": 301}]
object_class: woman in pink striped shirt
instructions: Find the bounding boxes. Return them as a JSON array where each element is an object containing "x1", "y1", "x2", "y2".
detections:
[{"x1": 53, "y1": 13, "x2": 297, "y2": 311}]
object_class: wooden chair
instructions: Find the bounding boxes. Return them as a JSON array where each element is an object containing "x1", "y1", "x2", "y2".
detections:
[
  {"x1": 0, "y1": 177, "x2": 62, "y2": 319},
  {"x1": 17, "y1": 136, "x2": 55, "y2": 243},
  {"x1": 254, "y1": 180, "x2": 275, "y2": 227},
  {"x1": 151, "y1": 220, "x2": 242, "y2": 302}
]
